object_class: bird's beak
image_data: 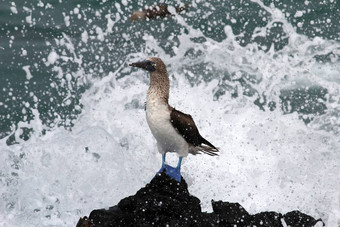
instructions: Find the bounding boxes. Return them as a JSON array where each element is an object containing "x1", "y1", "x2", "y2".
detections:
[
  {"x1": 129, "y1": 60, "x2": 156, "y2": 72},
  {"x1": 129, "y1": 61, "x2": 148, "y2": 69}
]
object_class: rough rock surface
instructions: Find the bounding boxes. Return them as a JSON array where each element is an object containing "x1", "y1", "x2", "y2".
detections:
[{"x1": 77, "y1": 172, "x2": 324, "y2": 227}]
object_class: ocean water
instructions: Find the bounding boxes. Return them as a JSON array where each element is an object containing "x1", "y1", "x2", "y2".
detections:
[{"x1": 0, "y1": 0, "x2": 340, "y2": 226}]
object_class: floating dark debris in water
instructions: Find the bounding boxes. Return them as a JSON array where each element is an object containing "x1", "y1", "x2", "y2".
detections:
[{"x1": 129, "y1": 4, "x2": 188, "y2": 21}]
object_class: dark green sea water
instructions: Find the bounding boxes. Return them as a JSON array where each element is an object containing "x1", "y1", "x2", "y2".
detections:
[
  {"x1": 0, "y1": 0, "x2": 339, "y2": 141},
  {"x1": 1, "y1": 1, "x2": 340, "y2": 226}
]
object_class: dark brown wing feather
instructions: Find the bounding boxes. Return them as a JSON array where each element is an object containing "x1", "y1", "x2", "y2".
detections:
[
  {"x1": 170, "y1": 108, "x2": 201, "y2": 146},
  {"x1": 170, "y1": 108, "x2": 218, "y2": 151}
]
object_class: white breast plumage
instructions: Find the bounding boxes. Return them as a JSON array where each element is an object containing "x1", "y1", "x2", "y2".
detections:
[{"x1": 146, "y1": 96, "x2": 188, "y2": 157}]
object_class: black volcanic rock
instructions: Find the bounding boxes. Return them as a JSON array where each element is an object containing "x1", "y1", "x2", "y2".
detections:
[
  {"x1": 212, "y1": 200, "x2": 250, "y2": 224},
  {"x1": 250, "y1": 211, "x2": 283, "y2": 226},
  {"x1": 77, "y1": 172, "x2": 324, "y2": 227}
]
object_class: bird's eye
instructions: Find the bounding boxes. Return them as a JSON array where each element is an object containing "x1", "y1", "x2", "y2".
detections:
[{"x1": 152, "y1": 63, "x2": 156, "y2": 67}]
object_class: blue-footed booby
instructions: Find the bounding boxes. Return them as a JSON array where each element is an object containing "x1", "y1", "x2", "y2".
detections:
[{"x1": 129, "y1": 57, "x2": 218, "y2": 181}]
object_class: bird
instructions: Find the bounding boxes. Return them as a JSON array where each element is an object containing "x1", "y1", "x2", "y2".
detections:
[{"x1": 129, "y1": 57, "x2": 219, "y2": 182}]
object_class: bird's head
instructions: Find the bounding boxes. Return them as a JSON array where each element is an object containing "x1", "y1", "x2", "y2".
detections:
[{"x1": 129, "y1": 57, "x2": 167, "y2": 74}]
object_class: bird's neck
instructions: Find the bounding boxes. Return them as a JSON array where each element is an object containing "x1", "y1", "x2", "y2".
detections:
[{"x1": 147, "y1": 72, "x2": 170, "y2": 105}]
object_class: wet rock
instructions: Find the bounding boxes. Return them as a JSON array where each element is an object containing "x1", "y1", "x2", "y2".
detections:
[
  {"x1": 250, "y1": 211, "x2": 283, "y2": 227},
  {"x1": 284, "y1": 210, "x2": 325, "y2": 227},
  {"x1": 77, "y1": 172, "x2": 324, "y2": 227},
  {"x1": 76, "y1": 216, "x2": 94, "y2": 227},
  {"x1": 212, "y1": 200, "x2": 251, "y2": 225}
]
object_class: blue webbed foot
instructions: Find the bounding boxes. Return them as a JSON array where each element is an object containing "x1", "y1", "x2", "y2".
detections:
[
  {"x1": 157, "y1": 164, "x2": 166, "y2": 174},
  {"x1": 164, "y1": 164, "x2": 181, "y2": 182},
  {"x1": 157, "y1": 156, "x2": 182, "y2": 182}
]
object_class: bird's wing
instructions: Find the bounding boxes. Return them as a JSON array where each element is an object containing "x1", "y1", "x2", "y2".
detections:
[{"x1": 170, "y1": 108, "x2": 202, "y2": 146}]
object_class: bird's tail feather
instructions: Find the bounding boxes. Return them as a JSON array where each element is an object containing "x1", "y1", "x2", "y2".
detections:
[
  {"x1": 201, "y1": 137, "x2": 219, "y2": 151},
  {"x1": 199, "y1": 144, "x2": 219, "y2": 156},
  {"x1": 189, "y1": 142, "x2": 219, "y2": 156}
]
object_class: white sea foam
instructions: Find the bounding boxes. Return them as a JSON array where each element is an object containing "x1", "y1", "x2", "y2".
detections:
[
  {"x1": 22, "y1": 65, "x2": 33, "y2": 80},
  {"x1": 1, "y1": 2, "x2": 340, "y2": 227},
  {"x1": 47, "y1": 51, "x2": 59, "y2": 65},
  {"x1": 10, "y1": 3, "x2": 18, "y2": 15},
  {"x1": 2, "y1": 61, "x2": 340, "y2": 226}
]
